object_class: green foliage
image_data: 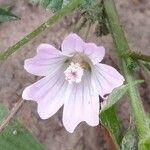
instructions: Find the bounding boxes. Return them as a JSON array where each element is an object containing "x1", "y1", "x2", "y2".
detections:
[
  {"x1": 79, "y1": 0, "x2": 109, "y2": 36},
  {"x1": 100, "y1": 80, "x2": 143, "y2": 113},
  {"x1": 0, "y1": 105, "x2": 8, "y2": 120},
  {"x1": 121, "y1": 127, "x2": 138, "y2": 150},
  {"x1": 126, "y1": 57, "x2": 137, "y2": 70},
  {"x1": 31, "y1": 0, "x2": 70, "y2": 12},
  {"x1": 141, "y1": 61, "x2": 150, "y2": 77},
  {"x1": 80, "y1": 0, "x2": 102, "y2": 21},
  {"x1": 30, "y1": 0, "x2": 109, "y2": 36},
  {"x1": 0, "y1": 0, "x2": 81, "y2": 61},
  {"x1": 139, "y1": 137, "x2": 150, "y2": 150},
  {"x1": 100, "y1": 80, "x2": 143, "y2": 149},
  {"x1": 31, "y1": 0, "x2": 89, "y2": 11},
  {"x1": 0, "y1": 104, "x2": 44, "y2": 150},
  {"x1": 0, "y1": 8, "x2": 20, "y2": 22},
  {"x1": 100, "y1": 106, "x2": 122, "y2": 149},
  {"x1": 137, "y1": 114, "x2": 150, "y2": 150},
  {"x1": 38, "y1": 0, "x2": 64, "y2": 12}
]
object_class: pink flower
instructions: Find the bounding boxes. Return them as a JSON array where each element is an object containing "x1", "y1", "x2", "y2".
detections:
[{"x1": 22, "y1": 33, "x2": 124, "y2": 133}]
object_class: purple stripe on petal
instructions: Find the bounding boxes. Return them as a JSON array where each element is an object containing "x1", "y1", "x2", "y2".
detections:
[
  {"x1": 92, "y1": 63, "x2": 124, "y2": 98},
  {"x1": 24, "y1": 43, "x2": 66, "y2": 76}
]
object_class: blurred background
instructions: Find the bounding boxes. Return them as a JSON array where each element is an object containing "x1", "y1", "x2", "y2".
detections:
[{"x1": 0, "y1": 0, "x2": 150, "y2": 149}]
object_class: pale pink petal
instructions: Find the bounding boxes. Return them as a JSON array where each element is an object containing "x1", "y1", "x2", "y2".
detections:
[
  {"x1": 92, "y1": 63, "x2": 124, "y2": 98},
  {"x1": 37, "y1": 78, "x2": 68, "y2": 119},
  {"x1": 83, "y1": 75, "x2": 99, "y2": 126},
  {"x1": 22, "y1": 76, "x2": 52, "y2": 101},
  {"x1": 62, "y1": 84, "x2": 82, "y2": 133},
  {"x1": 24, "y1": 44, "x2": 66, "y2": 76},
  {"x1": 63, "y1": 74, "x2": 99, "y2": 133},
  {"x1": 22, "y1": 67, "x2": 63, "y2": 100},
  {"x1": 61, "y1": 33, "x2": 84, "y2": 54},
  {"x1": 22, "y1": 67, "x2": 68, "y2": 119},
  {"x1": 83, "y1": 43, "x2": 105, "y2": 64}
]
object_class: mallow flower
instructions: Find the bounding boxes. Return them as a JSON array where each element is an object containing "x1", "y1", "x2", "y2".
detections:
[{"x1": 22, "y1": 33, "x2": 124, "y2": 133}]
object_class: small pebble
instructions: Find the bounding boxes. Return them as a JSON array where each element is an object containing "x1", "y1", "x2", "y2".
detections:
[{"x1": 13, "y1": 130, "x2": 17, "y2": 135}]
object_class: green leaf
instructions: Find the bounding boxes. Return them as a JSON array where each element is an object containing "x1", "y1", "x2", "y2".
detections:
[
  {"x1": 100, "y1": 80, "x2": 144, "y2": 113},
  {"x1": 40, "y1": 0, "x2": 52, "y2": 8},
  {"x1": 0, "y1": 8, "x2": 20, "y2": 22},
  {"x1": 31, "y1": 0, "x2": 68, "y2": 11},
  {"x1": 0, "y1": 104, "x2": 44, "y2": 150},
  {"x1": 99, "y1": 80, "x2": 143, "y2": 149},
  {"x1": 31, "y1": 0, "x2": 109, "y2": 36},
  {"x1": 31, "y1": 0, "x2": 100, "y2": 13},
  {"x1": 46, "y1": 0, "x2": 63, "y2": 12},
  {"x1": 0, "y1": 105, "x2": 8, "y2": 119},
  {"x1": 100, "y1": 106, "x2": 122, "y2": 149},
  {"x1": 121, "y1": 127, "x2": 138, "y2": 150},
  {"x1": 139, "y1": 137, "x2": 150, "y2": 150},
  {"x1": 139, "y1": 61, "x2": 150, "y2": 78}
]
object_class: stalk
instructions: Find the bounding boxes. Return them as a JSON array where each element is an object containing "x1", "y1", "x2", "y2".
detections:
[
  {"x1": 0, "y1": 0, "x2": 82, "y2": 61},
  {"x1": 103, "y1": 0, "x2": 150, "y2": 140},
  {"x1": 126, "y1": 51, "x2": 150, "y2": 62}
]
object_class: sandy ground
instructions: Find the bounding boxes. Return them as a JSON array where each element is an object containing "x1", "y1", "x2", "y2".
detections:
[{"x1": 0, "y1": 0, "x2": 150, "y2": 149}]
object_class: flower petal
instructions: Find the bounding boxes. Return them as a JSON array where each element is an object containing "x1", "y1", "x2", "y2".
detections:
[
  {"x1": 22, "y1": 66, "x2": 63, "y2": 101},
  {"x1": 22, "y1": 67, "x2": 68, "y2": 119},
  {"x1": 83, "y1": 43, "x2": 105, "y2": 64},
  {"x1": 62, "y1": 74, "x2": 99, "y2": 133},
  {"x1": 92, "y1": 63, "x2": 125, "y2": 98},
  {"x1": 24, "y1": 44, "x2": 65, "y2": 76},
  {"x1": 61, "y1": 33, "x2": 84, "y2": 54},
  {"x1": 83, "y1": 75, "x2": 99, "y2": 126},
  {"x1": 37, "y1": 79, "x2": 68, "y2": 119}
]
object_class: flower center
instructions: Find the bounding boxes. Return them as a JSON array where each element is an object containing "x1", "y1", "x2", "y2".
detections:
[{"x1": 64, "y1": 62, "x2": 84, "y2": 84}]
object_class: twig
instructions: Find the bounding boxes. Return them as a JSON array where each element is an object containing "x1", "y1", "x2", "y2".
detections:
[
  {"x1": 0, "y1": 99, "x2": 24, "y2": 133},
  {"x1": 84, "y1": 20, "x2": 92, "y2": 40},
  {"x1": 126, "y1": 51, "x2": 150, "y2": 62},
  {"x1": 138, "y1": 61, "x2": 150, "y2": 78},
  {"x1": 104, "y1": 0, "x2": 150, "y2": 141},
  {"x1": 72, "y1": 17, "x2": 87, "y2": 33},
  {"x1": 0, "y1": 0, "x2": 82, "y2": 61}
]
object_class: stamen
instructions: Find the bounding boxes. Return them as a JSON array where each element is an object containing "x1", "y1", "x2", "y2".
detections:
[{"x1": 64, "y1": 62, "x2": 84, "y2": 84}]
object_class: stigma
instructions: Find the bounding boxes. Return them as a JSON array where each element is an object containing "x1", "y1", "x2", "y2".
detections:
[{"x1": 64, "y1": 62, "x2": 84, "y2": 84}]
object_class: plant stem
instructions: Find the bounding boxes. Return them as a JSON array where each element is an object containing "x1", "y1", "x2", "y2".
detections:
[
  {"x1": 0, "y1": 0, "x2": 82, "y2": 61},
  {"x1": 103, "y1": 0, "x2": 150, "y2": 139},
  {"x1": 72, "y1": 17, "x2": 87, "y2": 33},
  {"x1": 0, "y1": 99, "x2": 24, "y2": 132},
  {"x1": 138, "y1": 61, "x2": 150, "y2": 78},
  {"x1": 126, "y1": 51, "x2": 150, "y2": 62},
  {"x1": 84, "y1": 20, "x2": 92, "y2": 40}
]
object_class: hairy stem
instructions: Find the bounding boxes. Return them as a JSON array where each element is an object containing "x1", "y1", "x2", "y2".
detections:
[
  {"x1": 138, "y1": 61, "x2": 150, "y2": 78},
  {"x1": 0, "y1": 0, "x2": 82, "y2": 61},
  {"x1": 126, "y1": 51, "x2": 150, "y2": 62},
  {"x1": 104, "y1": 0, "x2": 150, "y2": 140},
  {"x1": 72, "y1": 17, "x2": 87, "y2": 33}
]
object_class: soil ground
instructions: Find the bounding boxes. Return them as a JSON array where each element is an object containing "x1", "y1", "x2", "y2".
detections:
[{"x1": 0, "y1": 0, "x2": 150, "y2": 149}]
